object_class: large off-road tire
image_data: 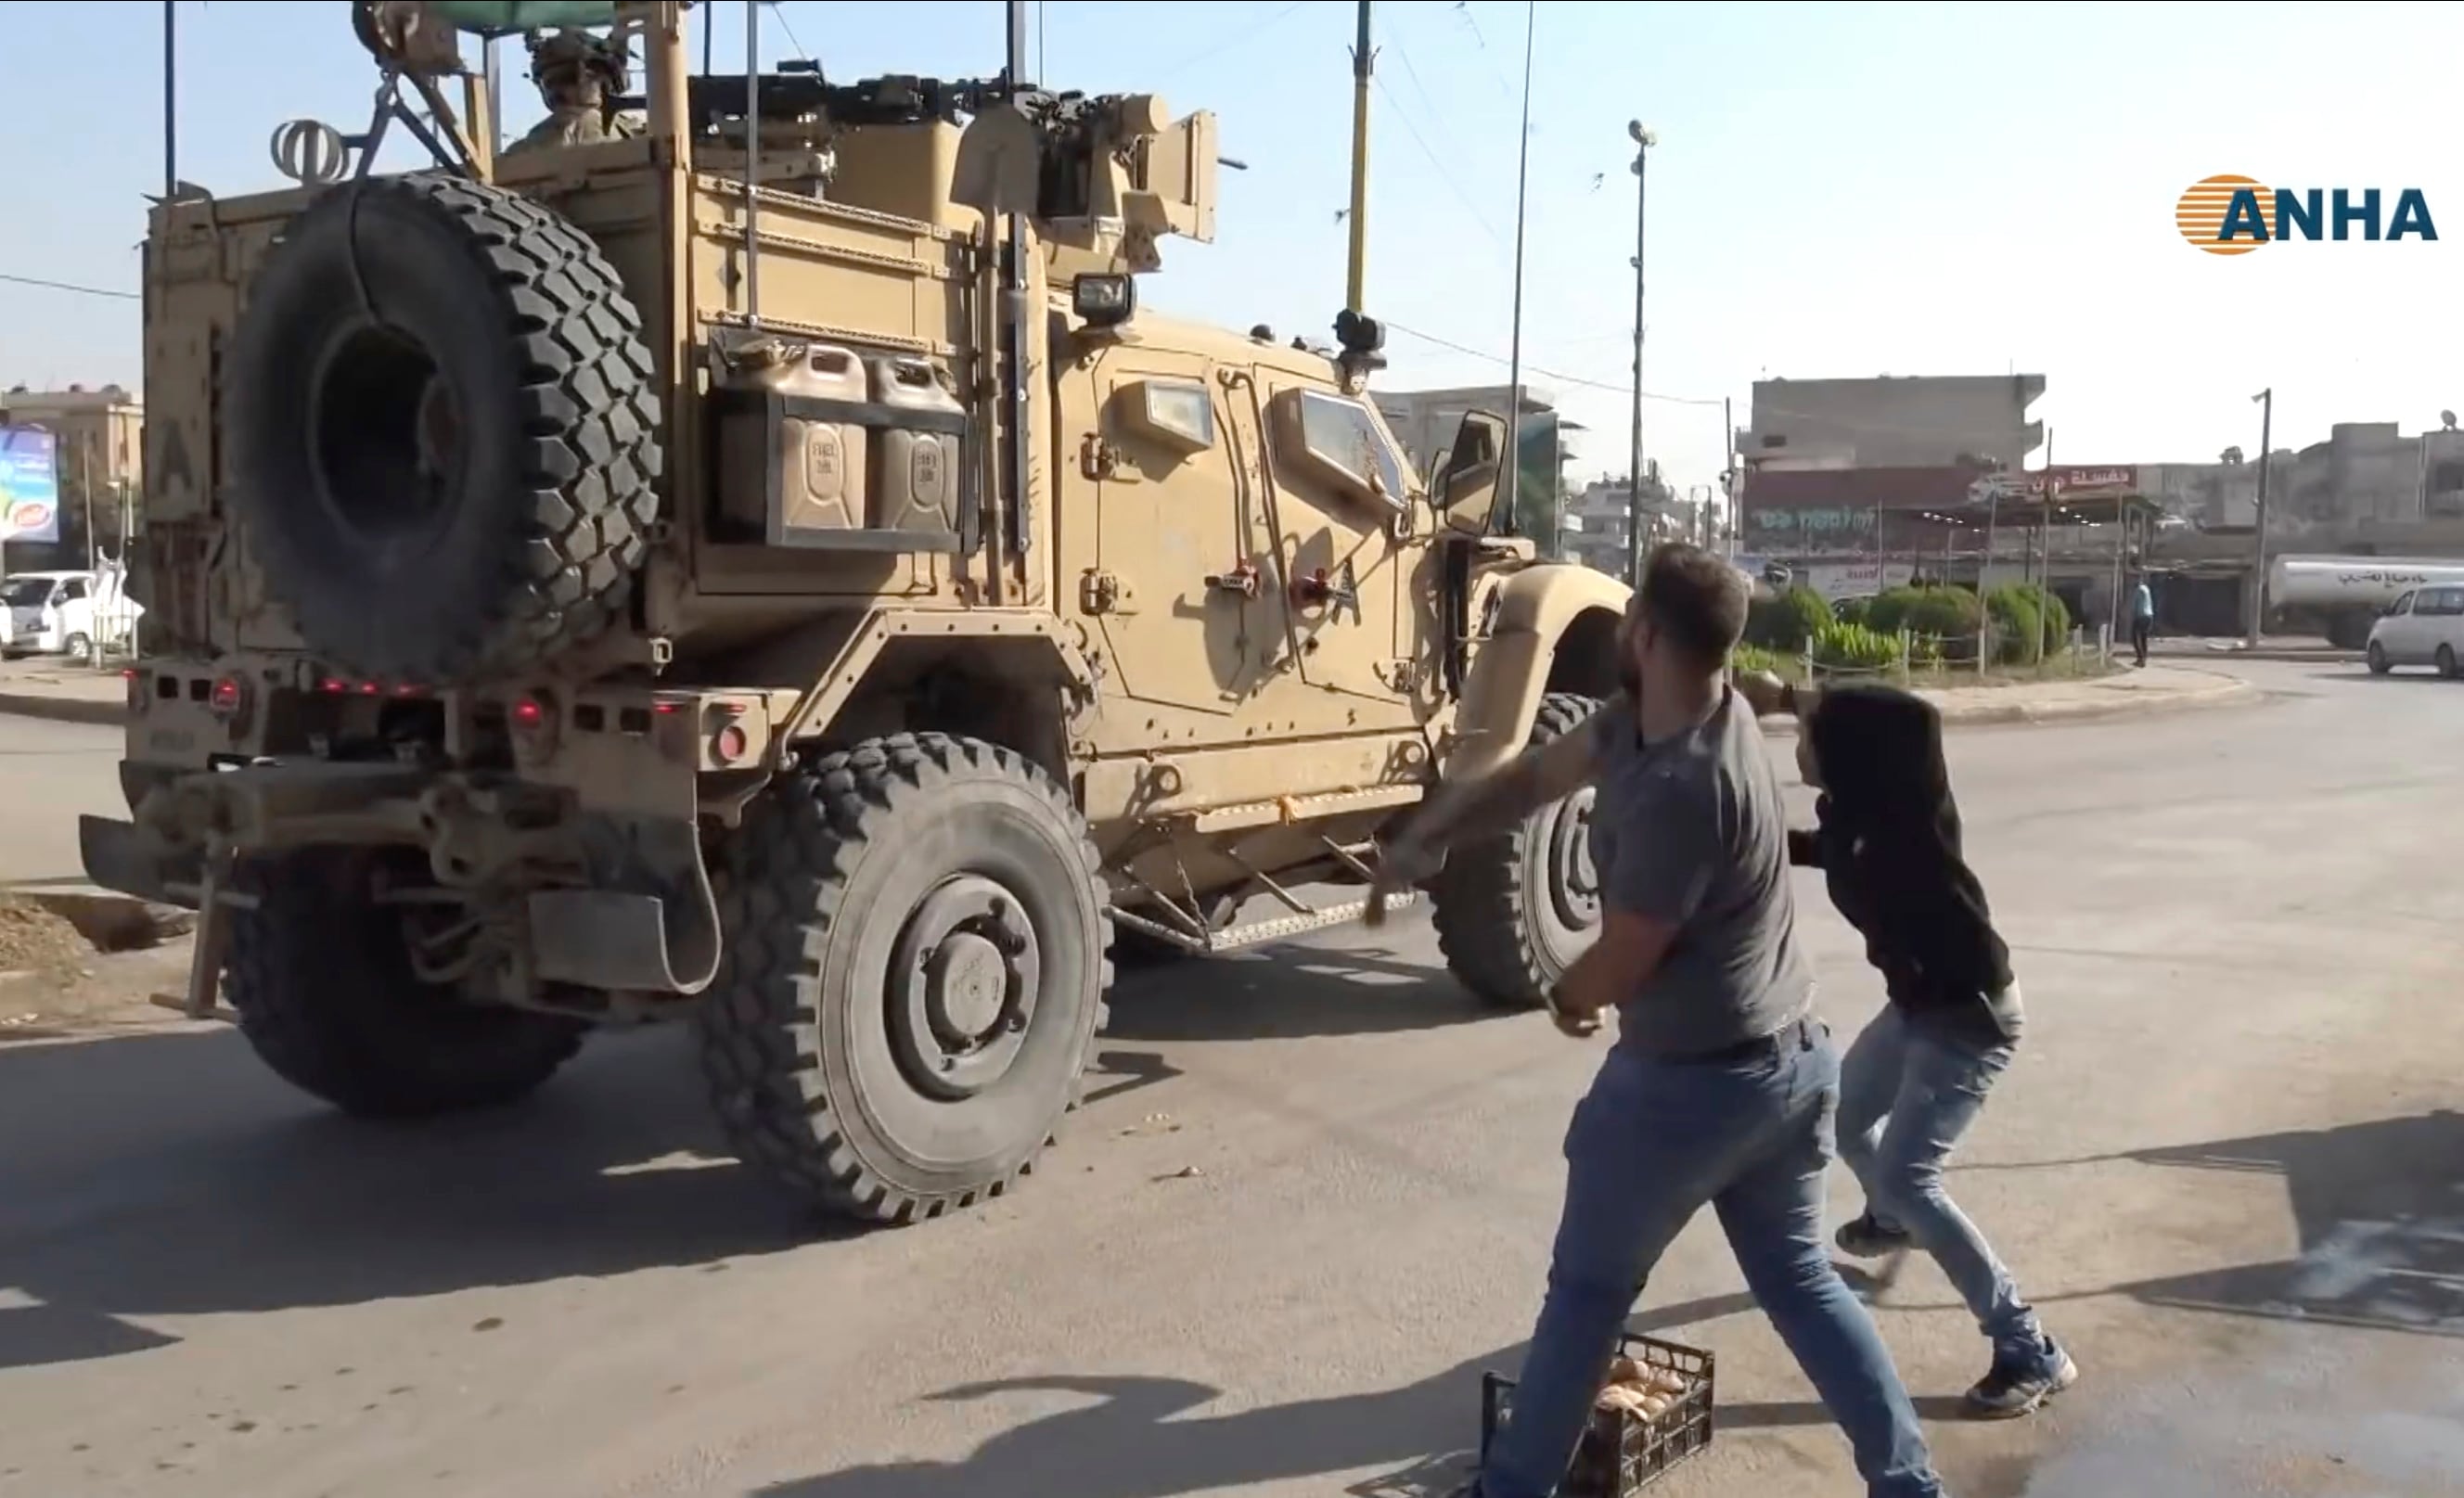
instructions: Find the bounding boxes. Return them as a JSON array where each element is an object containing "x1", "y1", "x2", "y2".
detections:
[
  {"x1": 698, "y1": 734, "x2": 1112, "y2": 1223},
  {"x1": 1429, "y1": 692, "x2": 1605, "y2": 1010},
  {"x1": 225, "y1": 173, "x2": 661, "y2": 685},
  {"x1": 224, "y1": 848, "x2": 587, "y2": 1117}
]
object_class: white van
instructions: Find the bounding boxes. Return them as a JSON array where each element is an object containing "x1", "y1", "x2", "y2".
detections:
[
  {"x1": 1, "y1": 569, "x2": 143, "y2": 660},
  {"x1": 2364, "y1": 583, "x2": 2464, "y2": 677}
]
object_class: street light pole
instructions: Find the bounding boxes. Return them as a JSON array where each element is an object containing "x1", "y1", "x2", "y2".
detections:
[
  {"x1": 2246, "y1": 387, "x2": 2273, "y2": 648},
  {"x1": 1502, "y1": 1, "x2": 1537, "y2": 554},
  {"x1": 1623, "y1": 122, "x2": 1655, "y2": 586}
]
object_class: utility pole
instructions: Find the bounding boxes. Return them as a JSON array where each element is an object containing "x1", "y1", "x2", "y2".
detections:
[
  {"x1": 1502, "y1": 1, "x2": 1537, "y2": 553},
  {"x1": 2246, "y1": 387, "x2": 2274, "y2": 647},
  {"x1": 1722, "y1": 395, "x2": 1737, "y2": 558},
  {"x1": 1623, "y1": 122, "x2": 1655, "y2": 586},
  {"x1": 1344, "y1": 2, "x2": 1373, "y2": 314},
  {"x1": 162, "y1": 2, "x2": 177, "y2": 197}
]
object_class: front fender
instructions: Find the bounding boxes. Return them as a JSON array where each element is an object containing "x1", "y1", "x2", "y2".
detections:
[{"x1": 1444, "y1": 563, "x2": 1632, "y2": 781}]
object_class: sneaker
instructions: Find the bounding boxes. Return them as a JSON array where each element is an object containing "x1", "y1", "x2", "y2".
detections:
[
  {"x1": 1833, "y1": 1211, "x2": 1914, "y2": 1259},
  {"x1": 1966, "y1": 1335, "x2": 2079, "y2": 1419}
]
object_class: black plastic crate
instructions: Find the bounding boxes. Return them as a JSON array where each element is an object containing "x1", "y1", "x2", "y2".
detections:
[{"x1": 1479, "y1": 1333, "x2": 1715, "y2": 1498}]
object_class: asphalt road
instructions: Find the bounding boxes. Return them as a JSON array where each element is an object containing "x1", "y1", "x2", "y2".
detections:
[
  {"x1": 3, "y1": 659, "x2": 2461, "y2": 1498},
  {"x1": 0, "y1": 713, "x2": 117, "y2": 891}
]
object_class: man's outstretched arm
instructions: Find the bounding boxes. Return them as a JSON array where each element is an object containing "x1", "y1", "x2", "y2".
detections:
[{"x1": 1367, "y1": 711, "x2": 1606, "y2": 913}]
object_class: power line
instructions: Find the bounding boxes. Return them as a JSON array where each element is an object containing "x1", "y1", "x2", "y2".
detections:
[
  {"x1": 1157, "y1": 0, "x2": 1313, "y2": 82},
  {"x1": 1370, "y1": 74, "x2": 1508, "y2": 252},
  {"x1": 1385, "y1": 320, "x2": 1722, "y2": 406},
  {"x1": 0, "y1": 272, "x2": 139, "y2": 301}
]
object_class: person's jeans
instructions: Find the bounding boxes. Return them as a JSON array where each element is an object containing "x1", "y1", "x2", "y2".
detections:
[
  {"x1": 2131, "y1": 617, "x2": 2151, "y2": 666},
  {"x1": 1481, "y1": 1021, "x2": 1943, "y2": 1498},
  {"x1": 1838, "y1": 1003, "x2": 2047, "y2": 1362}
]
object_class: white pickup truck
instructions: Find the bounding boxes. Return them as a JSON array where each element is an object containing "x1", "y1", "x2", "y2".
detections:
[{"x1": 1, "y1": 568, "x2": 143, "y2": 660}]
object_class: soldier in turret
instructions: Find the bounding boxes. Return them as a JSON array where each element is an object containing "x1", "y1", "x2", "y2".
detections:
[{"x1": 505, "y1": 28, "x2": 641, "y2": 157}]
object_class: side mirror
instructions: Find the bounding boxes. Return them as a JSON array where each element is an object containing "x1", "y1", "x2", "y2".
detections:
[{"x1": 1436, "y1": 410, "x2": 1508, "y2": 537}]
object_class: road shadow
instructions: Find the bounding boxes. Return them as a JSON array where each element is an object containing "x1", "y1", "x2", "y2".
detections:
[
  {"x1": 1852, "y1": 1111, "x2": 2464, "y2": 1341},
  {"x1": 0, "y1": 932, "x2": 1491, "y2": 1371},
  {"x1": 0, "y1": 1023, "x2": 828, "y2": 1370},
  {"x1": 1103, "y1": 941, "x2": 1501, "y2": 1043},
  {"x1": 2113, "y1": 1108, "x2": 2464, "y2": 1337},
  {"x1": 753, "y1": 1291, "x2": 1965, "y2": 1498},
  {"x1": 2306, "y1": 668, "x2": 2453, "y2": 685}
]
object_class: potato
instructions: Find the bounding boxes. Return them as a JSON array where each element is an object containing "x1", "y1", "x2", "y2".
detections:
[
  {"x1": 1639, "y1": 1392, "x2": 1671, "y2": 1419},
  {"x1": 1652, "y1": 1367, "x2": 1690, "y2": 1396},
  {"x1": 1606, "y1": 1354, "x2": 1646, "y2": 1388},
  {"x1": 1595, "y1": 1384, "x2": 1649, "y2": 1415}
]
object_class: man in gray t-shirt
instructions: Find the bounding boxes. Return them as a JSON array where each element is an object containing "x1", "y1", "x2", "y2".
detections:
[
  {"x1": 1377, "y1": 544, "x2": 1944, "y2": 1498},
  {"x1": 1585, "y1": 682, "x2": 1812, "y2": 1058}
]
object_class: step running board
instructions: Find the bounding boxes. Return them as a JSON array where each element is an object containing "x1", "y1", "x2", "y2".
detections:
[{"x1": 1108, "y1": 891, "x2": 1418, "y2": 955}]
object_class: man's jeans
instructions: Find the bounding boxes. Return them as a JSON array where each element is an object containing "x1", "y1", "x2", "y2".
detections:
[
  {"x1": 1838, "y1": 1003, "x2": 2047, "y2": 1360},
  {"x1": 1481, "y1": 1020, "x2": 1944, "y2": 1498}
]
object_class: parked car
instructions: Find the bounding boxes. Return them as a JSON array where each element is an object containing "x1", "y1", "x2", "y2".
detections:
[
  {"x1": 1, "y1": 569, "x2": 143, "y2": 660},
  {"x1": 2364, "y1": 584, "x2": 2464, "y2": 677}
]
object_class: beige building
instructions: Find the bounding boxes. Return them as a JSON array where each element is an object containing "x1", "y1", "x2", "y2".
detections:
[
  {"x1": 1, "y1": 384, "x2": 144, "y2": 497},
  {"x1": 1739, "y1": 373, "x2": 2045, "y2": 473},
  {"x1": 0, "y1": 384, "x2": 144, "y2": 564}
]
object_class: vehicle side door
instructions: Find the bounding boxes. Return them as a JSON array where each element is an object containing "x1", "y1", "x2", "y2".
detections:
[
  {"x1": 1241, "y1": 375, "x2": 1422, "y2": 720},
  {"x1": 2380, "y1": 590, "x2": 2419, "y2": 659},
  {"x1": 1064, "y1": 351, "x2": 1272, "y2": 731},
  {"x1": 2421, "y1": 586, "x2": 2464, "y2": 660}
]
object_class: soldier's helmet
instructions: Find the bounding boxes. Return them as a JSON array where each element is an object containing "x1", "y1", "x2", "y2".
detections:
[{"x1": 527, "y1": 28, "x2": 629, "y2": 89}]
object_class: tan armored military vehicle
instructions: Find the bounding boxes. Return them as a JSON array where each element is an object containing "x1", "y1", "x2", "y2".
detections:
[{"x1": 86, "y1": 0, "x2": 1632, "y2": 1223}]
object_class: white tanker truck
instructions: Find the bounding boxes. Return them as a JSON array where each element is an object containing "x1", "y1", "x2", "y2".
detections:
[{"x1": 2267, "y1": 555, "x2": 2464, "y2": 648}]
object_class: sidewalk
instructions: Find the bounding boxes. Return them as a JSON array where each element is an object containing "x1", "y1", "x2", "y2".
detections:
[
  {"x1": 0, "y1": 661, "x2": 125, "y2": 726},
  {"x1": 1759, "y1": 661, "x2": 2258, "y2": 734}
]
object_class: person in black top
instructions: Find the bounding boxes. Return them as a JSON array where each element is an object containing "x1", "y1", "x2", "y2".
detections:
[{"x1": 1786, "y1": 682, "x2": 2079, "y2": 1418}]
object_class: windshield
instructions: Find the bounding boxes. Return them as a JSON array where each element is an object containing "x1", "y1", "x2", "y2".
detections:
[{"x1": 1, "y1": 578, "x2": 56, "y2": 608}]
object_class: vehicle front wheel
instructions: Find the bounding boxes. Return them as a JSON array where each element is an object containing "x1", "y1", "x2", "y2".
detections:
[
  {"x1": 2368, "y1": 641, "x2": 2393, "y2": 675},
  {"x1": 61, "y1": 633, "x2": 92, "y2": 660},
  {"x1": 698, "y1": 734, "x2": 1111, "y2": 1223},
  {"x1": 2439, "y1": 646, "x2": 2459, "y2": 680},
  {"x1": 224, "y1": 848, "x2": 588, "y2": 1117},
  {"x1": 1428, "y1": 692, "x2": 1605, "y2": 1009}
]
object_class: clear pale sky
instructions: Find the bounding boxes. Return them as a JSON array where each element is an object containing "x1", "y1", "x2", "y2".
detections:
[{"x1": 3, "y1": 1, "x2": 2457, "y2": 497}]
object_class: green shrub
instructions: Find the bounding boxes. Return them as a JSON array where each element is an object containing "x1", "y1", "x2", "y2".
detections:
[
  {"x1": 1811, "y1": 620, "x2": 1906, "y2": 674},
  {"x1": 1870, "y1": 585, "x2": 1982, "y2": 642},
  {"x1": 1745, "y1": 585, "x2": 1832, "y2": 653},
  {"x1": 1832, "y1": 595, "x2": 1874, "y2": 630},
  {"x1": 1731, "y1": 643, "x2": 1791, "y2": 679},
  {"x1": 1983, "y1": 583, "x2": 2073, "y2": 663}
]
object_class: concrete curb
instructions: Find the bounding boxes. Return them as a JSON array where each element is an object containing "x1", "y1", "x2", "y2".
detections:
[
  {"x1": 0, "y1": 691, "x2": 122, "y2": 727},
  {"x1": 1754, "y1": 673, "x2": 2263, "y2": 736}
]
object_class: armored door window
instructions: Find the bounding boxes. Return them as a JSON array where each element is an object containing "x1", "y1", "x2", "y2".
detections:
[{"x1": 1272, "y1": 390, "x2": 1408, "y2": 512}]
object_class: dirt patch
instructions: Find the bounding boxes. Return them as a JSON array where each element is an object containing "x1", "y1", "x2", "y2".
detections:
[
  {"x1": 0, "y1": 896, "x2": 201, "y2": 1041},
  {"x1": 0, "y1": 894, "x2": 96, "y2": 979}
]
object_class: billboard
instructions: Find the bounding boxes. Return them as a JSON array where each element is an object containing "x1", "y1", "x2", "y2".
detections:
[{"x1": 1, "y1": 426, "x2": 61, "y2": 544}]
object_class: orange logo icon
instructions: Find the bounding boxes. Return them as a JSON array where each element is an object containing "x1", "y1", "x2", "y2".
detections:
[{"x1": 2178, "y1": 174, "x2": 2271, "y2": 256}]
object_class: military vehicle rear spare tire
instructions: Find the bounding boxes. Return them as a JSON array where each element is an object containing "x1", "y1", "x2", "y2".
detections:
[
  {"x1": 224, "y1": 848, "x2": 587, "y2": 1117},
  {"x1": 698, "y1": 734, "x2": 1112, "y2": 1223},
  {"x1": 225, "y1": 173, "x2": 661, "y2": 685},
  {"x1": 1429, "y1": 692, "x2": 1605, "y2": 1009}
]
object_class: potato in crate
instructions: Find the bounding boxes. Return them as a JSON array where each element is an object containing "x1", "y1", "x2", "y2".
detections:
[{"x1": 1479, "y1": 1333, "x2": 1715, "y2": 1497}]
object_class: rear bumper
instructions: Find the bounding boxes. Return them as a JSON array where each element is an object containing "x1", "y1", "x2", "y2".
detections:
[{"x1": 82, "y1": 761, "x2": 722, "y2": 997}]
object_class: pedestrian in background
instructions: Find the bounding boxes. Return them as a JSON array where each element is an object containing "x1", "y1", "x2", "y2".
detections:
[
  {"x1": 2130, "y1": 575, "x2": 2156, "y2": 668},
  {"x1": 1378, "y1": 544, "x2": 1946, "y2": 1498},
  {"x1": 1788, "y1": 683, "x2": 2080, "y2": 1419}
]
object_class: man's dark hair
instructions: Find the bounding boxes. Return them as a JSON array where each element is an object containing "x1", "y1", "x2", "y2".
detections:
[{"x1": 1637, "y1": 542, "x2": 1749, "y2": 671}]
